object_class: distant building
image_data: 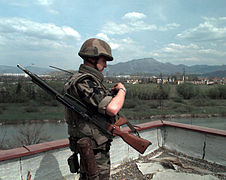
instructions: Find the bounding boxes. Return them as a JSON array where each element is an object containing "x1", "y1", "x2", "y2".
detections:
[{"x1": 2, "y1": 73, "x2": 28, "y2": 77}]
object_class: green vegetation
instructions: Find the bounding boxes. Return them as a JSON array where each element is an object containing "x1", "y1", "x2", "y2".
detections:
[
  {"x1": 0, "y1": 80, "x2": 226, "y2": 124},
  {"x1": 0, "y1": 103, "x2": 64, "y2": 123}
]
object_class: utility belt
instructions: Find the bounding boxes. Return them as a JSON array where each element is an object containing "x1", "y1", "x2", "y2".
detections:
[{"x1": 69, "y1": 136, "x2": 112, "y2": 153}]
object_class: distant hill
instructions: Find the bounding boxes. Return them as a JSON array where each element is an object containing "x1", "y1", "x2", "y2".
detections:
[
  {"x1": 1, "y1": 58, "x2": 226, "y2": 77},
  {"x1": 0, "y1": 65, "x2": 53, "y2": 74},
  {"x1": 106, "y1": 58, "x2": 226, "y2": 76},
  {"x1": 106, "y1": 58, "x2": 184, "y2": 75},
  {"x1": 0, "y1": 65, "x2": 21, "y2": 74},
  {"x1": 201, "y1": 70, "x2": 226, "y2": 78}
]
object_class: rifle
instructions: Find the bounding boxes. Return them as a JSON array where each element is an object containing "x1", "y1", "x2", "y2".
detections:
[
  {"x1": 17, "y1": 64, "x2": 151, "y2": 154},
  {"x1": 49, "y1": 65, "x2": 74, "y2": 75}
]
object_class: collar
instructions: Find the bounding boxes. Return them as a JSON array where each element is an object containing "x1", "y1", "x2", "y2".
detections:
[{"x1": 79, "y1": 64, "x2": 104, "y2": 82}]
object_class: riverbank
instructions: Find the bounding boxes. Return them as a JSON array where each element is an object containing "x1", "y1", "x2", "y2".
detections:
[
  {"x1": 127, "y1": 113, "x2": 224, "y2": 120},
  {"x1": 0, "y1": 112, "x2": 225, "y2": 126}
]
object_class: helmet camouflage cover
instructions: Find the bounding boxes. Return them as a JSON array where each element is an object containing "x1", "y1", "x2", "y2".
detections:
[{"x1": 78, "y1": 38, "x2": 113, "y2": 61}]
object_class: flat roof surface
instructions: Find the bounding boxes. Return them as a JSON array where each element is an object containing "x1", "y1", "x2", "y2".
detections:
[{"x1": 110, "y1": 147, "x2": 226, "y2": 180}]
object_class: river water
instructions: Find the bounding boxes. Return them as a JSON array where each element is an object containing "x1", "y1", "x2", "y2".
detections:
[{"x1": 0, "y1": 117, "x2": 226, "y2": 143}]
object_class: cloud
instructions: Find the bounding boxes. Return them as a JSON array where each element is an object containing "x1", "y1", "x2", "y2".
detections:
[
  {"x1": 159, "y1": 17, "x2": 226, "y2": 65},
  {"x1": 102, "y1": 21, "x2": 158, "y2": 35},
  {"x1": 48, "y1": 9, "x2": 59, "y2": 15},
  {"x1": 95, "y1": 33, "x2": 120, "y2": 50},
  {"x1": 101, "y1": 22, "x2": 130, "y2": 35},
  {"x1": 96, "y1": 33, "x2": 110, "y2": 41},
  {"x1": 152, "y1": 42, "x2": 226, "y2": 65},
  {"x1": 36, "y1": 0, "x2": 54, "y2": 6},
  {"x1": 101, "y1": 12, "x2": 179, "y2": 35},
  {"x1": 0, "y1": 17, "x2": 81, "y2": 42},
  {"x1": 122, "y1": 12, "x2": 146, "y2": 21},
  {"x1": 98, "y1": 13, "x2": 224, "y2": 66},
  {"x1": 0, "y1": 17, "x2": 81, "y2": 67},
  {"x1": 198, "y1": 48, "x2": 226, "y2": 57},
  {"x1": 1, "y1": 0, "x2": 59, "y2": 14},
  {"x1": 177, "y1": 17, "x2": 226, "y2": 42},
  {"x1": 128, "y1": 20, "x2": 157, "y2": 31},
  {"x1": 101, "y1": 37, "x2": 151, "y2": 64},
  {"x1": 159, "y1": 23, "x2": 180, "y2": 31},
  {"x1": 1, "y1": 0, "x2": 54, "y2": 7}
]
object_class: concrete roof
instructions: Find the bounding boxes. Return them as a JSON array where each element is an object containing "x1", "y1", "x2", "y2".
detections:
[{"x1": 110, "y1": 148, "x2": 226, "y2": 180}]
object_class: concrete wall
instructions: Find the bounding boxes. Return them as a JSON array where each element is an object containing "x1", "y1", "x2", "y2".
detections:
[
  {"x1": 0, "y1": 148, "x2": 76, "y2": 180},
  {"x1": 0, "y1": 121, "x2": 225, "y2": 180},
  {"x1": 163, "y1": 126, "x2": 226, "y2": 166},
  {"x1": 110, "y1": 127, "x2": 162, "y2": 168}
]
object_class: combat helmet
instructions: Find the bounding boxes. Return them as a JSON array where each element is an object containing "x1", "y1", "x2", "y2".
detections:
[{"x1": 78, "y1": 38, "x2": 113, "y2": 61}]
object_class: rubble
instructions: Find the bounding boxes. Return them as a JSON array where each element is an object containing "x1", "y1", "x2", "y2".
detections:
[{"x1": 110, "y1": 148, "x2": 226, "y2": 180}]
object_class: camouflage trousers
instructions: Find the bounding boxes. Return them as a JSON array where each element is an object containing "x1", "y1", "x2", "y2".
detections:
[
  {"x1": 80, "y1": 150, "x2": 110, "y2": 180},
  {"x1": 69, "y1": 136, "x2": 111, "y2": 180}
]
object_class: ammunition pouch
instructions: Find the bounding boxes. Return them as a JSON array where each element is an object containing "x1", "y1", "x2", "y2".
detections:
[
  {"x1": 77, "y1": 137, "x2": 99, "y2": 179},
  {"x1": 68, "y1": 136, "x2": 80, "y2": 173},
  {"x1": 67, "y1": 153, "x2": 80, "y2": 173}
]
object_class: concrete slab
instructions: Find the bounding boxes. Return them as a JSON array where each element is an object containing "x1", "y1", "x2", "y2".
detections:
[
  {"x1": 152, "y1": 170, "x2": 219, "y2": 180},
  {"x1": 136, "y1": 162, "x2": 164, "y2": 175},
  {"x1": 148, "y1": 151, "x2": 163, "y2": 160}
]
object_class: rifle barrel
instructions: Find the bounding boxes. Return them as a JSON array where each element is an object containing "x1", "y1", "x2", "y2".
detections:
[
  {"x1": 49, "y1": 65, "x2": 74, "y2": 75},
  {"x1": 17, "y1": 64, "x2": 26, "y2": 71}
]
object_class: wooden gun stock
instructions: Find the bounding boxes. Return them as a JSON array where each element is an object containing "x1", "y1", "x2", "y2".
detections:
[
  {"x1": 108, "y1": 118, "x2": 151, "y2": 154},
  {"x1": 114, "y1": 117, "x2": 128, "y2": 126}
]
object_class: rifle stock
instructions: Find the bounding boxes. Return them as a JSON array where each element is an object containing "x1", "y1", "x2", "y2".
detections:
[
  {"x1": 114, "y1": 117, "x2": 128, "y2": 126},
  {"x1": 108, "y1": 122, "x2": 151, "y2": 154},
  {"x1": 17, "y1": 64, "x2": 152, "y2": 154}
]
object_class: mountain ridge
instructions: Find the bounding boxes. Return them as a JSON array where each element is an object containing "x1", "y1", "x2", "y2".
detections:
[
  {"x1": 0, "y1": 65, "x2": 52, "y2": 74},
  {"x1": 1, "y1": 58, "x2": 226, "y2": 77},
  {"x1": 106, "y1": 58, "x2": 226, "y2": 76}
]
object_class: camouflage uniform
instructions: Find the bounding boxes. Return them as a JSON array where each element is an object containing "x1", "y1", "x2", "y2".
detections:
[{"x1": 65, "y1": 64, "x2": 115, "y2": 179}]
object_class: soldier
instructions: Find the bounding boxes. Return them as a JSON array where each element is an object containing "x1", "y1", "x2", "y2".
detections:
[{"x1": 65, "y1": 38, "x2": 126, "y2": 180}]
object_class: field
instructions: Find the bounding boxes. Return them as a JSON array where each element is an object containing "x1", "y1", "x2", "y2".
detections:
[{"x1": 0, "y1": 81, "x2": 226, "y2": 124}]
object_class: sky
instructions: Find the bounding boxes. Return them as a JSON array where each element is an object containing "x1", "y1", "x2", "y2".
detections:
[{"x1": 0, "y1": 0, "x2": 226, "y2": 69}]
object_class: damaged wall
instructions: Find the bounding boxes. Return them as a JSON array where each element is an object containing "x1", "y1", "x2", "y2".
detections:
[{"x1": 163, "y1": 126, "x2": 226, "y2": 166}]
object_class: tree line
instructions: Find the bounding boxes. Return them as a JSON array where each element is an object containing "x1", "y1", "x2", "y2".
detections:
[
  {"x1": 0, "y1": 80, "x2": 64, "y2": 104},
  {"x1": 0, "y1": 81, "x2": 226, "y2": 104}
]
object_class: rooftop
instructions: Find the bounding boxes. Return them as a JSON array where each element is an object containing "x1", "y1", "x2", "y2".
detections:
[
  {"x1": 0, "y1": 120, "x2": 226, "y2": 180},
  {"x1": 110, "y1": 147, "x2": 226, "y2": 180}
]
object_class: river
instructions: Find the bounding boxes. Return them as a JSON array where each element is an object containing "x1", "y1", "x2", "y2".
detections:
[{"x1": 0, "y1": 117, "x2": 226, "y2": 143}]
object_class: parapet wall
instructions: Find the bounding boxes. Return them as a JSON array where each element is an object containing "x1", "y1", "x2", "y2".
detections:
[
  {"x1": 162, "y1": 121, "x2": 226, "y2": 166},
  {"x1": 0, "y1": 120, "x2": 225, "y2": 180}
]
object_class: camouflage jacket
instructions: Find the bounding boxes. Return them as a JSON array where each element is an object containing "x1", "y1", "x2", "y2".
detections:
[{"x1": 64, "y1": 64, "x2": 114, "y2": 147}]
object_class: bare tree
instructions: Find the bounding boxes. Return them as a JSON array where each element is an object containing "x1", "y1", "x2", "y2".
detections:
[
  {"x1": 0, "y1": 129, "x2": 8, "y2": 150},
  {"x1": 1, "y1": 124, "x2": 52, "y2": 149},
  {"x1": 13, "y1": 124, "x2": 52, "y2": 147}
]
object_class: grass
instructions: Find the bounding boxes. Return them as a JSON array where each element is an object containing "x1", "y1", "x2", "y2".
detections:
[
  {"x1": 122, "y1": 99, "x2": 226, "y2": 119},
  {"x1": 1, "y1": 99, "x2": 226, "y2": 124},
  {"x1": 0, "y1": 102, "x2": 64, "y2": 123}
]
